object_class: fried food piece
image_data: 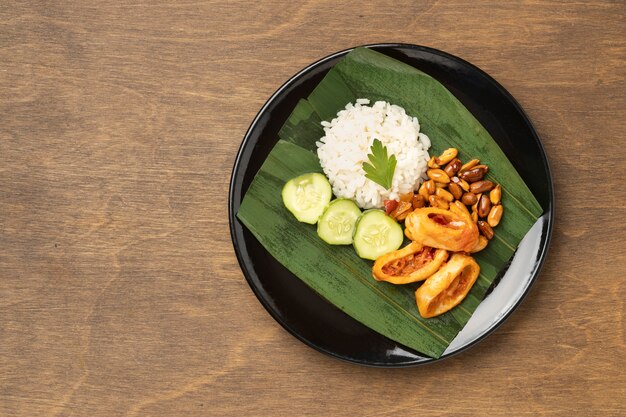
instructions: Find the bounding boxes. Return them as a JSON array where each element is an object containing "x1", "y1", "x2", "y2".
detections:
[
  {"x1": 404, "y1": 207, "x2": 478, "y2": 252},
  {"x1": 373, "y1": 242, "x2": 448, "y2": 284},
  {"x1": 415, "y1": 253, "x2": 480, "y2": 318}
]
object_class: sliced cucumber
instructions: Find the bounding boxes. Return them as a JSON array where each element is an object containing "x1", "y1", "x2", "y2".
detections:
[
  {"x1": 353, "y1": 210, "x2": 403, "y2": 260},
  {"x1": 282, "y1": 173, "x2": 332, "y2": 224},
  {"x1": 317, "y1": 199, "x2": 361, "y2": 245}
]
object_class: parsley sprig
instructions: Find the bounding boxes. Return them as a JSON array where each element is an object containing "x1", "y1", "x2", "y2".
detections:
[{"x1": 362, "y1": 139, "x2": 397, "y2": 190}]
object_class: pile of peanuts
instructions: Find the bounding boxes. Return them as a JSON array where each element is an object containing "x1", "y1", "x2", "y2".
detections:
[{"x1": 384, "y1": 148, "x2": 504, "y2": 244}]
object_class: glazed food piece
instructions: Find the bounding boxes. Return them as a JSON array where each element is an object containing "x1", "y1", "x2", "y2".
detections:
[
  {"x1": 373, "y1": 242, "x2": 448, "y2": 284},
  {"x1": 404, "y1": 207, "x2": 479, "y2": 252},
  {"x1": 415, "y1": 253, "x2": 480, "y2": 318}
]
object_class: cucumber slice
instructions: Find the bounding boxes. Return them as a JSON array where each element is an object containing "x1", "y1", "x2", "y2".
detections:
[
  {"x1": 282, "y1": 173, "x2": 332, "y2": 224},
  {"x1": 317, "y1": 199, "x2": 361, "y2": 245},
  {"x1": 353, "y1": 210, "x2": 403, "y2": 260}
]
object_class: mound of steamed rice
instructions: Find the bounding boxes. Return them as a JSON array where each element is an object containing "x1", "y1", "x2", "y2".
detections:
[{"x1": 316, "y1": 99, "x2": 431, "y2": 209}]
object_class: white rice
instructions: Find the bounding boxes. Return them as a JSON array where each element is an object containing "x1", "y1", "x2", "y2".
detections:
[{"x1": 316, "y1": 99, "x2": 431, "y2": 209}]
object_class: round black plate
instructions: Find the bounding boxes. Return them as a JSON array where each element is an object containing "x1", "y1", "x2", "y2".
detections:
[{"x1": 228, "y1": 44, "x2": 554, "y2": 367}]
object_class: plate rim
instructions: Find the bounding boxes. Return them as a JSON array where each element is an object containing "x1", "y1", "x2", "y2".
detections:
[{"x1": 228, "y1": 43, "x2": 555, "y2": 367}]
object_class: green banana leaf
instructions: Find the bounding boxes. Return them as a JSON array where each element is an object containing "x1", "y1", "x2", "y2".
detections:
[{"x1": 237, "y1": 48, "x2": 542, "y2": 358}]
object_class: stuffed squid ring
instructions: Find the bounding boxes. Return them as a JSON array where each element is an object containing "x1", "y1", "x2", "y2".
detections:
[
  {"x1": 415, "y1": 253, "x2": 480, "y2": 318},
  {"x1": 373, "y1": 241, "x2": 448, "y2": 284},
  {"x1": 404, "y1": 207, "x2": 479, "y2": 252}
]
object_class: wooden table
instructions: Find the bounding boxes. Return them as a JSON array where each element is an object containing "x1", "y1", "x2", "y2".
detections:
[{"x1": 1, "y1": 1, "x2": 624, "y2": 415}]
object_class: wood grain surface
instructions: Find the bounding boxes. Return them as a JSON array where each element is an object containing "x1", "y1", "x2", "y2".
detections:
[{"x1": 1, "y1": 1, "x2": 625, "y2": 416}]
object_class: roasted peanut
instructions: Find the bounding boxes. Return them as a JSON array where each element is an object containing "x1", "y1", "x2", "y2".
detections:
[
  {"x1": 418, "y1": 182, "x2": 430, "y2": 201},
  {"x1": 411, "y1": 194, "x2": 425, "y2": 209},
  {"x1": 399, "y1": 192, "x2": 414, "y2": 202},
  {"x1": 470, "y1": 180, "x2": 495, "y2": 194},
  {"x1": 444, "y1": 158, "x2": 462, "y2": 177},
  {"x1": 436, "y1": 187, "x2": 454, "y2": 202},
  {"x1": 459, "y1": 159, "x2": 479, "y2": 173},
  {"x1": 448, "y1": 182, "x2": 463, "y2": 200},
  {"x1": 471, "y1": 210, "x2": 478, "y2": 223},
  {"x1": 424, "y1": 179, "x2": 436, "y2": 194},
  {"x1": 471, "y1": 194, "x2": 481, "y2": 220},
  {"x1": 474, "y1": 164, "x2": 489, "y2": 174},
  {"x1": 478, "y1": 194, "x2": 492, "y2": 218},
  {"x1": 435, "y1": 148, "x2": 458, "y2": 165},
  {"x1": 390, "y1": 201, "x2": 413, "y2": 221},
  {"x1": 429, "y1": 195, "x2": 449, "y2": 210},
  {"x1": 451, "y1": 200, "x2": 471, "y2": 217},
  {"x1": 455, "y1": 177, "x2": 470, "y2": 191},
  {"x1": 451, "y1": 175, "x2": 469, "y2": 189},
  {"x1": 396, "y1": 210, "x2": 411, "y2": 222},
  {"x1": 477, "y1": 220, "x2": 494, "y2": 240},
  {"x1": 427, "y1": 169, "x2": 450, "y2": 184},
  {"x1": 470, "y1": 235, "x2": 489, "y2": 253},
  {"x1": 488, "y1": 204, "x2": 503, "y2": 227},
  {"x1": 396, "y1": 209, "x2": 411, "y2": 222},
  {"x1": 461, "y1": 192, "x2": 478, "y2": 206},
  {"x1": 473, "y1": 193, "x2": 481, "y2": 207},
  {"x1": 427, "y1": 156, "x2": 440, "y2": 169},
  {"x1": 460, "y1": 166, "x2": 486, "y2": 183},
  {"x1": 435, "y1": 182, "x2": 448, "y2": 189},
  {"x1": 490, "y1": 184, "x2": 502, "y2": 205}
]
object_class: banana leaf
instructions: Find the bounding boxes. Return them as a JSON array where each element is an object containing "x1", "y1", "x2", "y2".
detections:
[{"x1": 237, "y1": 48, "x2": 542, "y2": 358}]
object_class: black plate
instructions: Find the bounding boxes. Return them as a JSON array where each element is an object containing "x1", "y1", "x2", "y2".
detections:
[{"x1": 228, "y1": 44, "x2": 554, "y2": 366}]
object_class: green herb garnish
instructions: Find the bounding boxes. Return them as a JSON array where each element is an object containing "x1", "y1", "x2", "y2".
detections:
[{"x1": 362, "y1": 139, "x2": 397, "y2": 190}]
